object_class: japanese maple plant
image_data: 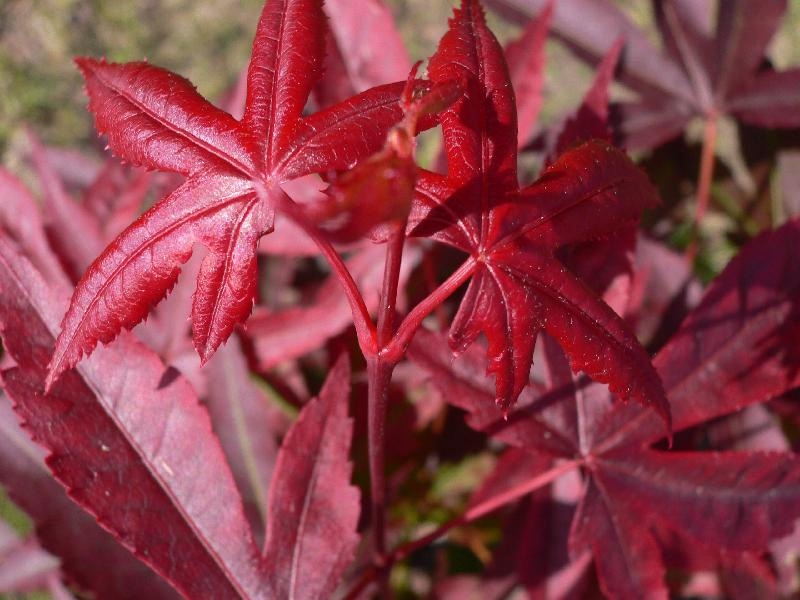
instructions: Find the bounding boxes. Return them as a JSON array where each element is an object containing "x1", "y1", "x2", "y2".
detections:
[{"x1": 2, "y1": 0, "x2": 800, "y2": 598}]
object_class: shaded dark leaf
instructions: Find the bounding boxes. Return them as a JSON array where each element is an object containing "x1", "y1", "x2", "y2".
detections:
[
  {"x1": 263, "y1": 355, "x2": 360, "y2": 599},
  {"x1": 0, "y1": 234, "x2": 266, "y2": 598}
]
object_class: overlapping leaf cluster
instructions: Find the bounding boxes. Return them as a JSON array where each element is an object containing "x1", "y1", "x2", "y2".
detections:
[{"x1": 0, "y1": 0, "x2": 799, "y2": 598}]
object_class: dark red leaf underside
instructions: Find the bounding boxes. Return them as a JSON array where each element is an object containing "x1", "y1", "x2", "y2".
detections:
[
  {"x1": 573, "y1": 448, "x2": 800, "y2": 598},
  {"x1": 263, "y1": 356, "x2": 360, "y2": 599},
  {"x1": 414, "y1": 217, "x2": 800, "y2": 596},
  {"x1": 571, "y1": 478, "x2": 668, "y2": 599},
  {"x1": 595, "y1": 217, "x2": 800, "y2": 452},
  {"x1": 0, "y1": 235, "x2": 267, "y2": 599},
  {"x1": 0, "y1": 396, "x2": 178, "y2": 600}
]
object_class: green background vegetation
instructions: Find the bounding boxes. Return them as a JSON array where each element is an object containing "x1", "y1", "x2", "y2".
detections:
[{"x1": 3, "y1": 0, "x2": 798, "y2": 159}]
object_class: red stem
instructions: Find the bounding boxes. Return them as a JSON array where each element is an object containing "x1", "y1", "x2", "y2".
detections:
[
  {"x1": 377, "y1": 222, "x2": 407, "y2": 348},
  {"x1": 368, "y1": 221, "x2": 408, "y2": 574},
  {"x1": 366, "y1": 357, "x2": 393, "y2": 566},
  {"x1": 276, "y1": 193, "x2": 377, "y2": 355},
  {"x1": 344, "y1": 458, "x2": 580, "y2": 599},
  {"x1": 383, "y1": 256, "x2": 477, "y2": 363},
  {"x1": 687, "y1": 113, "x2": 718, "y2": 260}
]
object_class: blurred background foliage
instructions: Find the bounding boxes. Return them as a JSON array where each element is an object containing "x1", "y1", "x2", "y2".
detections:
[
  {"x1": 0, "y1": 0, "x2": 264, "y2": 156},
  {"x1": 4, "y1": 0, "x2": 798, "y2": 159}
]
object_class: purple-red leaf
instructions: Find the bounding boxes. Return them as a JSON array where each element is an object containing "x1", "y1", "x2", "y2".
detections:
[
  {"x1": 0, "y1": 396, "x2": 175, "y2": 599},
  {"x1": 26, "y1": 131, "x2": 104, "y2": 277},
  {"x1": 505, "y1": 0, "x2": 552, "y2": 147},
  {"x1": 415, "y1": 217, "x2": 800, "y2": 596},
  {"x1": 263, "y1": 355, "x2": 360, "y2": 599},
  {"x1": 323, "y1": 0, "x2": 410, "y2": 93},
  {"x1": 572, "y1": 448, "x2": 800, "y2": 599},
  {"x1": 0, "y1": 234, "x2": 267, "y2": 599},
  {"x1": 571, "y1": 477, "x2": 668, "y2": 599},
  {"x1": 205, "y1": 335, "x2": 289, "y2": 542},
  {"x1": 488, "y1": 0, "x2": 694, "y2": 104},
  {"x1": 597, "y1": 218, "x2": 800, "y2": 451},
  {"x1": 0, "y1": 168, "x2": 66, "y2": 287},
  {"x1": 494, "y1": 0, "x2": 800, "y2": 150}
]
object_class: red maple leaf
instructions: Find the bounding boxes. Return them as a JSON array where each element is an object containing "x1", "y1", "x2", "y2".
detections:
[
  {"x1": 0, "y1": 197, "x2": 360, "y2": 597},
  {"x1": 411, "y1": 217, "x2": 800, "y2": 597},
  {"x1": 409, "y1": 0, "x2": 669, "y2": 424},
  {"x1": 45, "y1": 0, "x2": 422, "y2": 388}
]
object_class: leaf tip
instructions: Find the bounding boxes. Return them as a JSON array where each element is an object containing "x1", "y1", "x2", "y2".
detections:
[
  {"x1": 43, "y1": 355, "x2": 65, "y2": 394},
  {"x1": 73, "y1": 56, "x2": 102, "y2": 77}
]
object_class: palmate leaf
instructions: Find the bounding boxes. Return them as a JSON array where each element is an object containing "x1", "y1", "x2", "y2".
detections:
[
  {"x1": 410, "y1": 0, "x2": 669, "y2": 424},
  {"x1": 411, "y1": 217, "x2": 800, "y2": 598},
  {"x1": 0, "y1": 230, "x2": 363, "y2": 598},
  {"x1": 46, "y1": 0, "x2": 421, "y2": 388}
]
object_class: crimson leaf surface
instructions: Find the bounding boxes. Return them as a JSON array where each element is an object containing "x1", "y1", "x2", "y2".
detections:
[
  {"x1": 263, "y1": 355, "x2": 360, "y2": 599},
  {"x1": 46, "y1": 0, "x2": 421, "y2": 387},
  {"x1": 410, "y1": 0, "x2": 669, "y2": 424}
]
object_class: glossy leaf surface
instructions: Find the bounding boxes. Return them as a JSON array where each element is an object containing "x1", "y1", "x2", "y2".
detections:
[
  {"x1": 47, "y1": 0, "x2": 419, "y2": 387},
  {"x1": 410, "y1": 0, "x2": 668, "y2": 424}
]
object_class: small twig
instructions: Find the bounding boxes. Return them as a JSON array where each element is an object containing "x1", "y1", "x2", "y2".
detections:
[
  {"x1": 384, "y1": 256, "x2": 477, "y2": 362},
  {"x1": 686, "y1": 112, "x2": 719, "y2": 262},
  {"x1": 276, "y1": 192, "x2": 377, "y2": 355}
]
